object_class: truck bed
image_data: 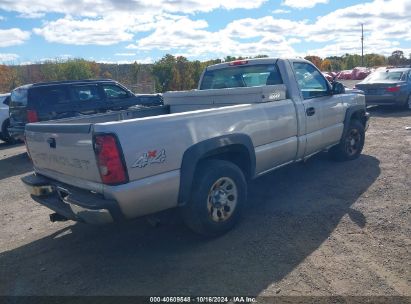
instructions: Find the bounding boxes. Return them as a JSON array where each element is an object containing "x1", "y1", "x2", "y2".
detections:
[
  {"x1": 25, "y1": 84, "x2": 293, "y2": 192},
  {"x1": 29, "y1": 84, "x2": 287, "y2": 126}
]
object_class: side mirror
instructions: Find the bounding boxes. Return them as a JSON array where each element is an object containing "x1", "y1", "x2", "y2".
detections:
[{"x1": 332, "y1": 81, "x2": 345, "y2": 94}]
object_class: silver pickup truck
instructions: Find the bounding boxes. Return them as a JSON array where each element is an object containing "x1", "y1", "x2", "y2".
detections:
[{"x1": 22, "y1": 58, "x2": 369, "y2": 236}]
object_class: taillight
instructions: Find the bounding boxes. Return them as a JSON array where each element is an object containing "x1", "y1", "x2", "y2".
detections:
[
  {"x1": 385, "y1": 86, "x2": 400, "y2": 93},
  {"x1": 94, "y1": 134, "x2": 128, "y2": 185},
  {"x1": 229, "y1": 60, "x2": 248, "y2": 66},
  {"x1": 27, "y1": 110, "x2": 38, "y2": 123}
]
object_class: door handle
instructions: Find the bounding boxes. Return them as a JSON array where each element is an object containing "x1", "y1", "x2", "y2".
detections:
[{"x1": 306, "y1": 107, "x2": 316, "y2": 116}]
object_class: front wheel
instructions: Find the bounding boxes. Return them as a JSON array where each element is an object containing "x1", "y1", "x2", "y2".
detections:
[
  {"x1": 330, "y1": 120, "x2": 365, "y2": 161},
  {"x1": 180, "y1": 160, "x2": 247, "y2": 237}
]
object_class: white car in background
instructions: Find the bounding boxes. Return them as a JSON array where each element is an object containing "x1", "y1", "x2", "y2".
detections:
[{"x1": 0, "y1": 93, "x2": 12, "y2": 143}]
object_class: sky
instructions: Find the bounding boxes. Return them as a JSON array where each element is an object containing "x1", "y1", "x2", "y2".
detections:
[{"x1": 0, "y1": 0, "x2": 410, "y2": 64}]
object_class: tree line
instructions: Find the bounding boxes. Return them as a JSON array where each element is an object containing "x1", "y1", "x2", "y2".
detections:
[{"x1": 0, "y1": 50, "x2": 410, "y2": 93}]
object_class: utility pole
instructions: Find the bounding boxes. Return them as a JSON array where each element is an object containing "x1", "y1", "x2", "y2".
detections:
[{"x1": 361, "y1": 23, "x2": 364, "y2": 66}]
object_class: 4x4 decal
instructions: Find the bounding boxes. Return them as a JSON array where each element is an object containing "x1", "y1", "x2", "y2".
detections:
[{"x1": 132, "y1": 149, "x2": 166, "y2": 168}]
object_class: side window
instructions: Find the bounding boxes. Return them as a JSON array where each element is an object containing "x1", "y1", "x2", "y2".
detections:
[
  {"x1": 31, "y1": 87, "x2": 70, "y2": 107},
  {"x1": 10, "y1": 88, "x2": 28, "y2": 107},
  {"x1": 293, "y1": 62, "x2": 330, "y2": 99},
  {"x1": 102, "y1": 85, "x2": 129, "y2": 99},
  {"x1": 71, "y1": 85, "x2": 102, "y2": 102}
]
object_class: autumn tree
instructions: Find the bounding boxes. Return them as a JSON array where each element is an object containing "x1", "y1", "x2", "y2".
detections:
[
  {"x1": 364, "y1": 54, "x2": 386, "y2": 67},
  {"x1": 0, "y1": 65, "x2": 18, "y2": 92},
  {"x1": 152, "y1": 54, "x2": 176, "y2": 92},
  {"x1": 320, "y1": 59, "x2": 332, "y2": 71},
  {"x1": 62, "y1": 59, "x2": 96, "y2": 80},
  {"x1": 304, "y1": 56, "x2": 323, "y2": 69},
  {"x1": 388, "y1": 50, "x2": 407, "y2": 66}
]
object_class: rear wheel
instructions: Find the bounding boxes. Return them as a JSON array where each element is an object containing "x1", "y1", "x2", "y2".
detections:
[
  {"x1": 1, "y1": 119, "x2": 15, "y2": 144},
  {"x1": 405, "y1": 94, "x2": 411, "y2": 110},
  {"x1": 330, "y1": 120, "x2": 365, "y2": 161},
  {"x1": 180, "y1": 159, "x2": 247, "y2": 237}
]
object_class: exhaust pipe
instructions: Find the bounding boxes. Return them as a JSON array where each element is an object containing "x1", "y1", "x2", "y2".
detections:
[{"x1": 49, "y1": 213, "x2": 68, "y2": 222}]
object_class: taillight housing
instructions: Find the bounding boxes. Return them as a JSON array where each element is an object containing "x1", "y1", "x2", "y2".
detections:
[
  {"x1": 93, "y1": 134, "x2": 128, "y2": 185},
  {"x1": 385, "y1": 86, "x2": 400, "y2": 93},
  {"x1": 27, "y1": 110, "x2": 39, "y2": 123}
]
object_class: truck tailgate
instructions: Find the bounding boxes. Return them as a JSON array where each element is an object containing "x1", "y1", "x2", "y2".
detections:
[{"x1": 25, "y1": 123, "x2": 102, "y2": 188}]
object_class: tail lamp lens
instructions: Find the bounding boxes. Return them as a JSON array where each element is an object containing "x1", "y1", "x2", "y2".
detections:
[
  {"x1": 385, "y1": 86, "x2": 400, "y2": 93},
  {"x1": 94, "y1": 134, "x2": 128, "y2": 185},
  {"x1": 27, "y1": 110, "x2": 39, "y2": 123}
]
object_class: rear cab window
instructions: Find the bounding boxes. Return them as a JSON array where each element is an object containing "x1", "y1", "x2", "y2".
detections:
[
  {"x1": 363, "y1": 71, "x2": 405, "y2": 82},
  {"x1": 200, "y1": 63, "x2": 283, "y2": 90}
]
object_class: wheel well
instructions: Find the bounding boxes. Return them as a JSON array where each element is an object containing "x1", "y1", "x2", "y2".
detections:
[
  {"x1": 1, "y1": 118, "x2": 9, "y2": 133},
  {"x1": 350, "y1": 110, "x2": 367, "y2": 127},
  {"x1": 198, "y1": 144, "x2": 252, "y2": 180}
]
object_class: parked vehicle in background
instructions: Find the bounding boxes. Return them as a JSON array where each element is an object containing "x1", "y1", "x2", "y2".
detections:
[
  {"x1": 22, "y1": 58, "x2": 369, "y2": 236},
  {"x1": 351, "y1": 67, "x2": 372, "y2": 80},
  {"x1": 8, "y1": 79, "x2": 163, "y2": 141},
  {"x1": 337, "y1": 70, "x2": 353, "y2": 80},
  {"x1": 0, "y1": 93, "x2": 13, "y2": 143},
  {"x1": 355, "y1": 68, "x2": 411, "y2": 109},
  {"x1": 322, "y1": 72, "x2": 333, "y2": 82},
  {"x1": 337, "y1": 67, "x2": 372, "y2": 81}
]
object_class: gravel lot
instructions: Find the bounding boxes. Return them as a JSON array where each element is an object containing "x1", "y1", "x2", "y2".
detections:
[{"x1": 0, "y1": 106, "x2": 410, "y2": 297}]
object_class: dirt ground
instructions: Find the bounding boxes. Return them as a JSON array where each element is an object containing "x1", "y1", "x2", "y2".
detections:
[{"x1": 0, "y1": 106, "x2": 410, "y2": 298}]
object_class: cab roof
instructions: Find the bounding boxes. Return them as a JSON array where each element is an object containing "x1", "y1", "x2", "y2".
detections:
[
  {"x1": 15, "y1": 79, "x2": 117, "y2": 90},
  {"x1": 205, "y1": 58, "x2": 306, "y2": 71}
]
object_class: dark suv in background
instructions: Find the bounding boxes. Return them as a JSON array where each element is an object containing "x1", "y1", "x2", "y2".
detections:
[{"x1": 8, "y1": 79, "x2": 162, "y2": 140}]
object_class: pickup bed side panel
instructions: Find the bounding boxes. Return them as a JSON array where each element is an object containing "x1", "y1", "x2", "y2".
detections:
[{"x1": 95, "y1": 101, "x2": 298, "y2": 218}]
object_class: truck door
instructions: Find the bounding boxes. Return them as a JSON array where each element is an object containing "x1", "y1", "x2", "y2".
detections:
[{"x1": 292, "y1": 61, "x2": 345, "y2": 157}]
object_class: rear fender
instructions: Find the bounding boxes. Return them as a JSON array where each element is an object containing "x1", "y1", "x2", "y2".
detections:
[{"x1": 178, "y1": 133, "x2": 255, "y2": 205}]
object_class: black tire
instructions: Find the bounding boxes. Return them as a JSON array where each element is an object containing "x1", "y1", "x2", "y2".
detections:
[
  {"x1": 1, "y1": 119, "x2": 15, "y2": 144},
  {"x1": 180, "y1": 159, "x2": 247, "y2": 237},
  {"x1": 330, "y1": 120, "x2": 365, "y2": 161},
  {"x1": 404, "y1": 94, "x2": 411, "y2": 110}
]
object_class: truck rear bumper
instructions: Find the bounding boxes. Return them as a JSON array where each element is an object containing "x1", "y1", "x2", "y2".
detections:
[{"x1": 21, "y1": 173, "x2": 124, "y2": 224}]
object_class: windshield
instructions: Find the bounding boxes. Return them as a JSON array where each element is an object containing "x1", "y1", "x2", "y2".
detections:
[
  {"x1": 200, "y1": 64, "x2": 282, "y2": 90},
  {"x1": 364, "y1": 71, "x2": 406, "y2": 82}
]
